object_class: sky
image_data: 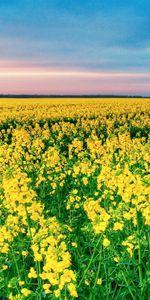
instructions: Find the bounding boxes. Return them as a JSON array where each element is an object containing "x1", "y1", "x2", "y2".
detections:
[{"x1": 0, "y1": 0, "x2": 150, "y2": 95}]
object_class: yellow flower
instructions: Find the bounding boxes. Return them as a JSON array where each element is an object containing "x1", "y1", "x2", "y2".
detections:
[
  {"x1": 72, "y1": 189, "x2": 78, "y2": 195},
  {"x1": 1, "y1": 244, "x2": 9, "y2": 254},
  {"x1": 3, "y1": 265, "x2": 8, "y2": 270},
  {"x1": 67, "y1": 283, "x2": 78, "y2": 298},
  {"x1": 43, "y1": 283, "x2": 51, "y2": 294},
  {"x1": 28, "y1": 267, "x2": 37, "y2": 279},
  {"x1": 54, "y1": 289, "x2": 60, "y2": 298},
  {"x1": 75, "y1": 203, "x2": 79, "y2": 209},
  {"x1": 85, "y1": 279, "x2": 90, "y2": 285},
  {"x1": 97, "y1": 278, "x2": 102, "y2": 285},
  {"x1": 34, "y1": 253, "x2": 42, "y2": 262},
  {"x1": 22, "y1": 251, "x2": 28, "y2": 257},
  {"x1": 82, "y1": 177, "x2": 88, "y2": 185},
  {"x1": 113, "y1": 222, "x2": 123, "y2": 231},
  {"x1": 18, "y1": 281, "x2": 25, "y2": 286},
  {"x1": 8, "y1": 293, "x2": 23, "y2": 300},
  {"x1": 71, "y1": 242, "x2": 77, "y2": 248},
  {"x1": 103, "y1": 238, "x2": 110, "y2": 247},
  {"x1": 21, "y1": 288, "x2": 31, "y2": 296},
  {"x1": 114, "y1": 256, "x2": 119, "y2": 262},
  {"x1": 51, "y1": 182, "x2": 57, "y2": 189}
]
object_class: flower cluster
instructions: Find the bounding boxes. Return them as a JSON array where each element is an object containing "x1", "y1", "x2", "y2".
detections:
[{"x1": 0, "y1": 97, "x2": 149, "y2": 299}]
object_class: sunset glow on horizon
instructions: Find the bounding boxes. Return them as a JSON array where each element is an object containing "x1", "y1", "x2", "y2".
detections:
[
  {"x1": 0, "y1": 68, "x2": 150, "y2": 95},
  {"x1": 1, "y1": 70, "x2": 150, "y2": 78}
]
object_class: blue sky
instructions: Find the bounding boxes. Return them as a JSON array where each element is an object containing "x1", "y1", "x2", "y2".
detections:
[{"x1": 0, "y1": 0, "x2": 150, "y2": 95}]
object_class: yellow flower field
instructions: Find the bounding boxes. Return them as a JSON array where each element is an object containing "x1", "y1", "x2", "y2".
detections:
[{"x1": 0, "y1": 98, "x2": 150, "y2": 299}]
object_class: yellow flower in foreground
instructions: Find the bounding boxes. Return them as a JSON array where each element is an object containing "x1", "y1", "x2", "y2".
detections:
[
  {"x1": 21, "y1": 288, "x2": 31, "y2": 297},
  {"x1": 85, "y1": 279, "x2": 90, "y2": 285},
  {"x1": 114, "y1": 256, "x2": 119, "y2": 262},
  {"x1": 82, "y1": 177, "x2": 88, "y2": 185},
  {"x1": 3, "y1": 265, "x2": 8, "y2": 270},
  {"x1": 18, "y1": 281, "x2": 25, "y2": 286},
  {"x1": 28, "y1": 267, "x2": 37, "y2": 279},
  {"x1": 34, "y1": 253, "x2": 42, "y2": 262},
  {"x1": 72, "y1": 242, "x2": 77, "y2": 248},
  {"x1": 103, "y1": 238, "x2": 110, "y2": 247},
  {"x1": 22, "y1": 251, "x2": 28, "y2": 257},
  {"x1": 68, "y1": 283, "x2": 78, "y2": 298},
  {"x1": 113, "y1": 222, "x2": 123, "y2": 231},
  {"x1": 97, "y1": 278, "x2": 102, "y2": 285},
  {"x1": 54, "y1": 289, "x2": 60, "y2": 298},
  {"x1": 9, "y1": 293, "x2": 23, "y2": 300},
  {"x1": 75, "y1": 203, "x2": 79, "y2": 209},
  {"x1": 43, "y1": 283, "x2": 51, "y2": 294}
]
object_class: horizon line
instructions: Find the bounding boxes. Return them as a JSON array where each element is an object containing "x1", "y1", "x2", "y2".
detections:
[{"x1": 0, "y1": 94, "x2": 149, "y2": 98}]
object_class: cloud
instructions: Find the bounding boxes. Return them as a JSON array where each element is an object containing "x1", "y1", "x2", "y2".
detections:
[
  {"x1": 0, "y1": 0, "x2": 150, "y2": 95},
  {"x1": 0, "y1": 0, "x2": 150, "y2": 49}
]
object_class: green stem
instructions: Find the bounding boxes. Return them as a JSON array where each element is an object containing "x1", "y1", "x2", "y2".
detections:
[
  {"x1": 11, "y1": 245, "x2": 21, "y2": 279},
  {"x1": 121, "y1": 271, "x2": 136, "y2": 300},
  {"x1": 78, "y1": 236, "x2": 101, "y2": 288},
  {"x1": 104, "y1": 257, "x2": 109, "y2": 300},
  {"x1": 10, "y1": 245, "x2": 21, "y2": 294},
  {"x1": 25, "y1": 204, "x2": 32, "y2": 239},
  {"x1": 136, "y1": 212, "x2": 143, "y2": 296},
  {"x1": 112, "y1": 283, "x2": 119, "y2": 299},
  {"x1": 93, "y1": 259, "x2": 101, "y2": 289}
]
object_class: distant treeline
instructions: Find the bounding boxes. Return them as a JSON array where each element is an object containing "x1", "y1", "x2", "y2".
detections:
[{"x1": 0, "y1": 94, "x2": 146, "y2": 98}]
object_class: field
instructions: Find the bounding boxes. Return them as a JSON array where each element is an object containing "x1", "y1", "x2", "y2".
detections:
[{"x1": 0, "y1": 98, "x2": 150, "y2": 300}]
